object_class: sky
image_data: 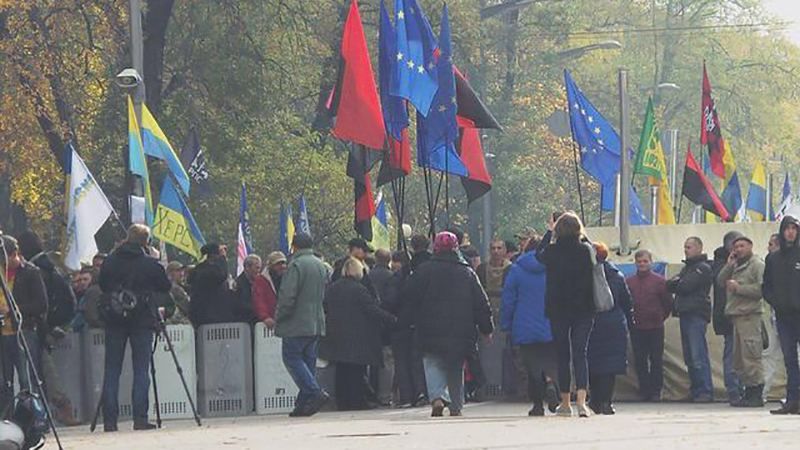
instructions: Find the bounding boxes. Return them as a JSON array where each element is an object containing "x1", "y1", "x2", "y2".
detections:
[{"x1": 763, "y1": 0, "x2": 800, "y2": 45}]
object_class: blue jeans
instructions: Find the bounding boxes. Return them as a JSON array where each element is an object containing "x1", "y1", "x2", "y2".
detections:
[
  {"x1": 551, "y1": 316, "x2": 594, "y2": 392},
  {"x1": 102, "y1": 327, "x2": 153, "y2": 426},
  {"x1": 722, "y1": 333, "x2": 742, "y2": 401},
  {"x1": 679, "y1": 315, "x2": 713, "y2": 399},
  {"x1": 281, "y1": 336, "x2": 322, "y2": 409},
  {"x1": 422, "y1": 354, "x2": 464, "y2": 413},
  {"x1": 776, "y1": 317, "x2": 800, "y2": 402}
]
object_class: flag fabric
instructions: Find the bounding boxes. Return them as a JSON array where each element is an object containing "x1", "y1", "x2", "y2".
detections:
[
  {"x1": 279, "y1": 204, "x2": 296, "y2": 255},
  {"x1": 633, "y1": 98, "x2": 675, "y2": 224},
  {"x1": 64, "y1": 145, "x2": 116, "y2": 271},
  {"x1": 775, "y1": 193, "x2": 796, "y2": 222},
  {"x1": 236, "y1": 183, "x2": 254, "y2": 275},
  {"x1": 456, "y1": 117, "x2": 492, "y2": 203},
  {"x1": 152, "y1": 177, "x2": 206, "y2": 260},
  {"x1": 721, "y1": 170, "x2": 743, "y2": 221},
  {"x1": 369, "y1": 190, "x2": 391, "y2": 251},
  {"x1": 377, "y1": 0, "x2": 412, "y2": 186},
  {"x1": 454, "y1": 66, "x2": 501, "y2": 130},
  {"x1": 348, "y1": 146, "x2": 377, "y2": 241},
  {"x1": 745, "y1": 162, "x2": 768, "y2": 222},
  {"x1": 782, "y1": 173, "x2": 792, "y2": 204},
  {"x1": 416, "y1": 4, "x2": 467, "y2": 177},
  {"x1": 565, "y1": 71, "x2": 648, "y2": 224},
  {"x1": 128, "y1": 96, "x2": 153, "y2": 226},
  {"x1": 682, "y1": 147, "x2": 730, "y2": 221},
  {"x1": 297, "y1": 194, "x2": 311, "y2": 235},
  {"x1": 180, "y1": 127, "x2": 211, "y2": 197},
  {"x1": 700, "y1": 62, "x2": 733, "y2": 179},
  {"x1": 390, "y1": 0, "x2": 439, "y2": 116},
  {"x1": 140, "y1": 103, "x2": 191, "y2": 195},
  {"x1": 329, "y1": 0, "x2": 386, "y2": 150}
]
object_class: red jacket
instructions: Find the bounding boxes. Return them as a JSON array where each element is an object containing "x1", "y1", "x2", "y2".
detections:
[
  {"x1": 252, "y1": 273, "x2": 277, "y2": 321},
  {"x1": 626, "y1": 270, "x2": 673, "y2": 330}
]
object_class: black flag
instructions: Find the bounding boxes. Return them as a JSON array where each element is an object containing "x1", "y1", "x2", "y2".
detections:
[{"x1": 180, "y1": 127, "x2": 211, "y2": 198}]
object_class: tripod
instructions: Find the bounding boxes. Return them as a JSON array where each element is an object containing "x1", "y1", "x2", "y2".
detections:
[
  {"x1": 90, "y1": 306, "x2": 201, "y2": 431},
  {"x1": 0, "y1": 237, "x2": 64, "y2": 450}
]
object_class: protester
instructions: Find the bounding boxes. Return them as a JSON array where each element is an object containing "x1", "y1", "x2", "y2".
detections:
[
  {"x1": 587, "y1": 242, "x2": 631, "y2": 416},
  {"x1": 762, "y1": 233, "x2": 783, "y2": 403},
  {"x1": 762, "y1": 216, "x2": 800, "y2": 414},
  {"x1": 17, "y1": 230, "x2": 83, "y2": 426},
  {"x1": 331, "y1": 238, "x2": 374, "y2": 290},
  {"x1": 0, "y1": 236, "x2": 48, "y2": 420},
  {"x1": 513, "y1": 227, "x2": 536, "y2": 261},
  {"x1": 71, "y1": 267, "x2": 104, "y2": 330},
  {"x1": 369, "y1": 249, "x2": 394, "y2": 302},
  {"x1": 255, "y1": 251, "x2": 286, "y2": 328},
  {"x1": 390, "y1": 251, "x2": 405, "y2": 273},
  {"x1": 165, "y1": 261, "x2": 190, "y2": 325},
  {"x1": 232, "y1": 255, "x2": 265, "y2": 324},
  {"x1": 667, "y1": 236, "x2": 714, "y2": 403},
  {"x1": 321, "y1": 258, "x2": 396, "y2": 411},
  {"x1": 405, "y1": 231, "x2": 493, "y2": 417},
  {"x1": 626, "y1": 249, "x2": 672, "y2": 401},
  {"x1": 711, "y1": 231, "x2": 745, "y2": 405},
  {"x1": 505, "y1": 240, "x2": 519, "y2": 263},
  {"x1": 536, "y1": 212, "x2": 595, "y2": 418},
  {"x1": 384, "y1": 234, "x2": 429, "y2": 408},
  {"x1": 477, "y1": 239, "x2": 511, "y2": 320},
  {"x1": 716, "y1": 235, "x2": 766, "y2": 407},
  {"x1": 92, "y1": 253, "x2": 107, "y2": 272},
  {"x1": 500, "y1": 237, "x2": 559, "y2": 416},
  {"x1": 275, "y1": 233, "x2": 330, "y2": 417},
  {"x1": 767, "y1": 233, "x2": 780, "y2": 254},
  {"x1": 187, "y1": 243, "x2": 234, "y2": 326},
  {"x1": 97, "y1": 224, "x2": 171, "y2": 431},
  {"x1": 460, "y1": 245, "x2": 481, "y2": 271}
]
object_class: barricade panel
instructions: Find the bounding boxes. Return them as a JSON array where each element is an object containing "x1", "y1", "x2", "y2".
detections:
[{"x1": 196, "y1": 323, "x2": 253, "y2": 417}]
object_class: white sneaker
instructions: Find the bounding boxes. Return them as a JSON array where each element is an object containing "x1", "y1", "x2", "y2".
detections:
[
  {"x1": 577, "y1": 404, "x2": 592, "y2": 418},
  {"x1": 555, "y1": 404, "x2": 573, "y2": 417}
]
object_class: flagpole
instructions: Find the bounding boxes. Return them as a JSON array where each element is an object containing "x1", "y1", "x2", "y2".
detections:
[{"x1": 569, "y1": 135, "x2": 586, "y2": 225}]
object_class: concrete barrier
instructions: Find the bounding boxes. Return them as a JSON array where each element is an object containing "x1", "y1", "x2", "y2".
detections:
[{"x1": 196, "y1": 323, "x2": 253, "y2": 417}]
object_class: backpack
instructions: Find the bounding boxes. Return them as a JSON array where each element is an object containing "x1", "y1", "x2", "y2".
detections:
[{"x1": 99, "y1": 270, "x2": 147, "y2": 324}]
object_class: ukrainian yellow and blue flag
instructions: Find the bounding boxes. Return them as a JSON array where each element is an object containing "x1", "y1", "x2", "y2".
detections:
[
  {"x1": 745, "y1": 162, "x2": 767, "y2": 222},
  {"x1": 128, "y1": 96, "x2": 154, "y2": 226},
  {"x1": 141, "y1": 103, "x2": 191, "y2": 196},
  {"x1": 152, "y1": 177, "x2": 205, "y2": 260}
]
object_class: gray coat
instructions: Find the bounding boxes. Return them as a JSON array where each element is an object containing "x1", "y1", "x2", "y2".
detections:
[{"x1": 275, "y1": 249, "x2": 328, "y2": 338}]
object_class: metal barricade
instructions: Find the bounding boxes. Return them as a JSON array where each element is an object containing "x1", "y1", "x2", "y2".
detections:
[
  {"x1": 253, "y1": 323, "x2": 298, "y2": 415},
  {"x1": 50, "y1": 331, "x2": 84, "y2": 422},
  {"x1": 81, "y1": 329, "x2": 134, "y2": 421},
  {"x1": 148, "y1": 324, "x2": 197, "y2": 420},
  {"x1": 478, "y1": 330, "x2": 506, "y2": 399},
  {"x1": 196, "y1": 323, "x2": 253, "y2": 417}
]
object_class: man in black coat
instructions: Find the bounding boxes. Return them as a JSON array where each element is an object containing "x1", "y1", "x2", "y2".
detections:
[
  {"x1": 762, "y1": 215, "x2": 800, "y2": 414},
  {"x1": 711, "y1": 231, "x2": 745, "y2": 405},
  {"x1": 188, "y1": 243, "x2": 235, "y2": 326},
  {"x1": 667, "y1": 236, "x2": 714, "y2": 402},
  {"x1": 406, "y1": 231, "x2": 493, "y2": 417},
  {"x1": 97, "y1": 224, "x2": 171, "y2": 431},
  {"x1": 0, "y1": 235, "x2": 48, "y2": 418}
]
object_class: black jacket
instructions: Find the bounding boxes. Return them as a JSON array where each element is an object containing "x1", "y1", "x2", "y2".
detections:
[
  {"x1": 232, "y1": 273, "x2": 259, "y2": 324},
  {"x1": 763, "y1": 216, "x2": 800, "y2": 320},
  {"x1": 388, "y1": 251, "x2": 431, "y2": 330},
  {"x1": 710, "y1": 247, "x2": 733, "y2": 335},
  {"x1": 369, "y1": 266, "x2": 394, "y2": 302},
  {"x1": 667, "y1": 254, "x2": 713, "y2": 322},
  {"x1": 188, "y1": 257, "x2": 234, "y2": 326},
  {"x1": 319, "y1": 277, "x2": 396, "y2": 366},
  {"x1": 98, "y1": 242, "x2": 171, "y2": 329},
  {"x1": 29, "y1": 252, "x2": 75, "y2": 329},
  {"x1": 536, "y1": 231, "x2": 595, "y2": 321},
  {"x1": 406, "y1": 251, "x2": 493, "y2": 363},
  {"x1": 7, "y1": 262, "x2": 48, "y2": 332}
]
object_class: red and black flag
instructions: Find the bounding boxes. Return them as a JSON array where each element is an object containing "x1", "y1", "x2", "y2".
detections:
[
  {"x1": 329, "y1": 0, "x2": 386, "y2": 150},
  {"x1": 456, "y1": 117, "x2": 492, "y2": 203},
  {"x1": 347, "y1": 145, "x2": 379, "y2": 240},
  {"x1": 682, "y1": 145, "x2": 730, "y2": 221},
  {"x1": 700, "y1": 62, "x2": 726, "y2": 179},
  {"x1": 376, "y1": 128, "x2": 411, "y2": 186},
  {"x1": 454, "y1": 66, "x2": 502, "y2": 131}
]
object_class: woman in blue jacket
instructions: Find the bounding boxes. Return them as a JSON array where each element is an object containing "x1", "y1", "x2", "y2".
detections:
[
  {"x1": 501, "y1": 238, "x2": 559, "y2": 416},
  {"x1": 587, "y1": 242, "x2": 632, "y2": 415}
]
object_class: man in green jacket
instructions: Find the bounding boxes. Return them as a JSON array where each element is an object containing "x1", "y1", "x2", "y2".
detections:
[
  {"x1": 716, "y1": 235, "x2": 766, "y2": 407},
  {"x1": 276, "y1": 232, "x2": 329, "y2": 417}
]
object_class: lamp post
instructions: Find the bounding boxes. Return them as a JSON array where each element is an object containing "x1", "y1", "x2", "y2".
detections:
[
  {"x1": 481, "y1": 135, "x2": 496, "y2": 259},
  {"x1": 116, "y1": 0, "x2": 146, "y2": 226},
  {"x1": 554, "y1": 40, "x2": 623, "y2": 62}
]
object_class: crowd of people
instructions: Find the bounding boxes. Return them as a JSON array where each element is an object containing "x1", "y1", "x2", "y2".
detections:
[{"x1": 0, "y1": 211, "x2": 799, "y2": 431}]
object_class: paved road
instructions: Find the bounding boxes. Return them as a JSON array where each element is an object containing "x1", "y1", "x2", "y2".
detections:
[{"x1": 50, "y1": 402, "x2": 798, "y2": 449}]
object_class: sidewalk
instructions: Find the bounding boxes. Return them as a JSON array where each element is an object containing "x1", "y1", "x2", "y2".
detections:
[{"x1": 51, "y1": 401, "x2": 798, "y2": 449}]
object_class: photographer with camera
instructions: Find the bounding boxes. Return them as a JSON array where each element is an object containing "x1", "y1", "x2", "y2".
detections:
[
  {"x1": 0, "y1": 235, "x2": 48, "y2": 419},
  {"x1": 97, "y1": 224, "x2": 171, "y2": 432}
]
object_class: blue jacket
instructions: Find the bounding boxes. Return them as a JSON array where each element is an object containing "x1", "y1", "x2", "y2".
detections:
[{"x1": 501, "y1": 251, "x2": 553, "y2": 345}]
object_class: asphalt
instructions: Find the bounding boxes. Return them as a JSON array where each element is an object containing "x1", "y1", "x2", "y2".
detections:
[{"x1": 49, "y1": 401, "x2": 799, "y2": 449}]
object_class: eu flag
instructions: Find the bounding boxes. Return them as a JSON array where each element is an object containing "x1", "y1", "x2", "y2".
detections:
[
  {"x1": 416, "y1": 4, "x2": 467, "y2": 177},
  {"x1": 390, "y1": 0, "x2": 439, "y2": 116},
  {"x1": 379, "y1": 0, "x2": 408, "y2": 141}
]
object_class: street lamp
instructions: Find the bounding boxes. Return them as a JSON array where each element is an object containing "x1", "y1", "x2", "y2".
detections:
[
  {"x1": 480, "y1": 0, "x2": 541, "y2": 20},
  {"x1": 554, "y1": 40, "x2": 623, "y2": 62}
]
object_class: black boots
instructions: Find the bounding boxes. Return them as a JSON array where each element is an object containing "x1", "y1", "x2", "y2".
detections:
[
  {"x1": 732, "y1": 385, "x2": 764, "y2": 408},
  {"x1": 770, "y1": 399, "x2": 800, "y2": 415}
]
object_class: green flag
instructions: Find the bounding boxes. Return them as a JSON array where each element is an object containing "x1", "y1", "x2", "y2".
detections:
[{"x1": 633, "y1": 98, "x2": 667, "y2": 180}]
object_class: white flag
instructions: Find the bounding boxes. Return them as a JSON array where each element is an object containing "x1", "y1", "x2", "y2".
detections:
[{"x1": 64, "y1": 148, "x2": 116, "y2": 271}]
